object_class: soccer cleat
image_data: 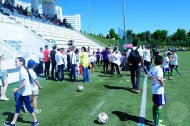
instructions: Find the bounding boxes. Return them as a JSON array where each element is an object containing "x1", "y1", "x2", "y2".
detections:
[
  {"x1": 31, "y1": 121, "x2": 39, "y2": 126},
  {"x1": 4, "y1": 122, "x2": 16, "y2": 126}
]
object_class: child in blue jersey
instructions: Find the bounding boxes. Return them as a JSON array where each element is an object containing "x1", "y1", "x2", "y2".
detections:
[
  {"x1": 4, "y1": 57, "x2": 39, "y2": 126},
  {"x1": 148, "y1": 55, "x2": 166, "y2": 126}
]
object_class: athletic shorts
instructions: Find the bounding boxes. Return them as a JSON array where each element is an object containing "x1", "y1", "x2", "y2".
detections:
[
  {"x1": 171, "y1": 65, "x2": 178, "y2": 69},
  {"x1": 90, "y1": 62, "x2": 95, "y2": 68},
  {"x1": 152, "y1": 94, "x2": 166, "y2": 106},
  {"x1": 163, "y1": 67, "x2": 170, "y2": 72},
  {"x1": 32, "y1": 86, "x2": 39, "y2": 96}
]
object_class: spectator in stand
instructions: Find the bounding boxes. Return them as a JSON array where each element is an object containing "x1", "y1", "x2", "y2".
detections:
[
  {"x1": 43, "y1": 45, "x2": 50, "y2": 80},
  {"x1": 50, "y1": 45, "x2": 57, "y2": 80},
  {"x1": 102, "y1": 48, "x2": 110, "y2": 73},
  {"x1": 96, "y1": 49, "x2": 101, "y2": 67}
]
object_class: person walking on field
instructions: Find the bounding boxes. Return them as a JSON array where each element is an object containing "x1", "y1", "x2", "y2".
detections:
[{"x1": 127, "y1": 39, "x2": 144, "y2": 93}]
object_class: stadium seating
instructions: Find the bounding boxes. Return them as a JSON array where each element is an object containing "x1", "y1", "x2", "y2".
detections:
[{"x1": 0, "y1": 7, "x2": 104, "y2": 51}]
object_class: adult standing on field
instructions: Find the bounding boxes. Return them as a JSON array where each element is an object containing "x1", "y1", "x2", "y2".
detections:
[
  {"x1": 69, "y1": 46, "x2": 77, "y2": 82},
  {"x1": 43, "y1": 45, "x2": 50, "y2": 80},
  {"x1": 127, "y1": 39, "x2": 144, "y2": 93},
  {"x1": 50, "y1": 45, "x2": 57, "y2": 80},
  {"x1": 96, "y1": 49, "x2": 101, "y2": 67},
  {"x1": 80, "y1": 47, "x2": 89, "y2": 83},
  {"x1": 37, "y1": 47, "x2": 44, "y2": 76}
]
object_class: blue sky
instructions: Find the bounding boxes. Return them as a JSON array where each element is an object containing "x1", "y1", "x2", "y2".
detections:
[{"x1": 25, "y1": 0, "x2": 190, "y2": 35}]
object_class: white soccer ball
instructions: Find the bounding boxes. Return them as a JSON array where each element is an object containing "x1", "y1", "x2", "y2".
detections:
[
  {"x1": 97, "y1": 112, "x2": 108, "y2": 124},
  {"x1": 77, "y1": 85, "x2": 84, "y2": 92}
]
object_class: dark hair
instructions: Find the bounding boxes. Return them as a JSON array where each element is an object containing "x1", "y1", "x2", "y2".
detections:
[
  {"x1": 154, "y1": 55, "x2": 163, "y2": 65},
  {"x1": 57, "y1": 48, "x2": 61, "y2": 51},
  {"x1": 132, "y1": 39, "x2": 138, "y2": 46},
  {"x1": 45, "y1": 45, "x2": 48, "y2": 49},
  {"x1": 75, "y1": 48, "x2": 79, "y2": 54},
  {"x1": 40, "y1": 47, "x2": 43, "y2": 50},
  {"x1": 82, "y1": 47, "x2": 87, "y2": 52},
  {"x1": 167, "y1": 52, "x2": 172, "y2": 56},
  {"x1": 16, "y1": 57, "x2": 33, "y2": 84},
  {"x1": 53, "y1": 45, "x2": 57, "y2": 50}
]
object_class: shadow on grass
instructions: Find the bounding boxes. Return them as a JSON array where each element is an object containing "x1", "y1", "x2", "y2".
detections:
[
  {"x1": 112, "y1": 111, "x2": 152, "y2": 126},
  {"x1": 2, "y1": 112, "x2": 33, "y2": 124},
  {"x1": 98, "y1": 75, "x2": 111, "y2": 78},
  {"x1": 104, "y1": 85, "x2": 136, "y2": 93}
]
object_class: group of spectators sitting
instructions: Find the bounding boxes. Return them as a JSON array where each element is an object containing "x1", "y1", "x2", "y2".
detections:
[{"x1": 1, "y1": 1, "x2": 73, "y2": 29}]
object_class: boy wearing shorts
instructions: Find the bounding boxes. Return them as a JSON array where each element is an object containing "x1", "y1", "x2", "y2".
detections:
[
  {"x1": 149, "y1": 55, "x2": 166, "y2": 126},
  {"x1": 163, "y1": 52, "x2": 173, "y2": 80}
]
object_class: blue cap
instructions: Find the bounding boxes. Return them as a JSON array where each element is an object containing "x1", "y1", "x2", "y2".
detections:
[{"x1": 27, "y1": 59, "x2": 36, "y2": 68}]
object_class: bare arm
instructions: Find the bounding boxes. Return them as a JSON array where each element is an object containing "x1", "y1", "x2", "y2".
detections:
[
  {"x1": 34, "y1": 79, "x2": 42, "y2": 89},
  {"x1": 13, "y1": 79, "x2": 27, "y2": 93},
  {"x1": 158, "y1": 76, "x2": 164, "y2": 86}
]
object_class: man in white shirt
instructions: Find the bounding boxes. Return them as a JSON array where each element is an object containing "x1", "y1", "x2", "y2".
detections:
[
  {"x1": 55, "y1": 48, "x2": 65, "y2": 82},
  {"x1": 127, "y1": 40, "x2": 144, "y2": 93},
  {"x1": 69, "y1": 46, "x2": 77, "y2": 82},
  {"x1": 37, "y1": 47, "x2": 44, "y2": 76},
  {"x1": 163, "y1": 52, "x2": 173, "y2": 80}
]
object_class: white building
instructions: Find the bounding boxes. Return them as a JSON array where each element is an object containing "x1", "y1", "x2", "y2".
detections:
[{"x1": 61, "y1": 15, "x2": 81, "y2": 31}]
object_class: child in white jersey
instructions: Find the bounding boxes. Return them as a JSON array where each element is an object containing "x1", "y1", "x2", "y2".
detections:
[
  {"x1": 162, "y1": 52, "x2": 173, "y2": 80},
  {"x1": 27, "y1": 59, "x2": 42, "y2": 114},
  {"x1": 170, "y1": 50, "x2": 180, "y2": 76},
  {"x1": 4, "y1": 57, "x2": 39, "y2": 126},
  {"x1": 148, "y1": 55, "x2": 166, "y2": 126}
]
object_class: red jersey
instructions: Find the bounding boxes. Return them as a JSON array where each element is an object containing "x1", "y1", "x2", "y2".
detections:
[{"x1": 43, "y1": 49, "x2": 50, "y2": 62}]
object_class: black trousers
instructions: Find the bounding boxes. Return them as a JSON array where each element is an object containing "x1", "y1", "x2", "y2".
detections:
[
  {"x1": 96, "y1": 57, "x2": 100, "y2": 66},
  {"x1": 44, "y1": 61, "x2": 50, "y2": 77},
  {"x1": 103, "y1": 60, "x2": 109, "y2": 73},
  {"x1": 111, "y1": 62, "x2": 120, "y2": 75},
  {"x1": 51, "y1": 61, "x2": 56, "y2": 79}
]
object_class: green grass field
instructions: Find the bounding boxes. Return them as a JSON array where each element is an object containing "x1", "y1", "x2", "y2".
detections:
[{"x1": 0, "y1": 51, "x2": 190, "y2": 126}]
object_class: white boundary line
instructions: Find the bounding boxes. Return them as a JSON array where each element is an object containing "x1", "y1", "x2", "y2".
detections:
[
  {"x1": 138, "y1": 77, "x2": 148, "y2": 126},
  {"x1": 89, "y1": 101, "x2": 106, "y2": 116}
]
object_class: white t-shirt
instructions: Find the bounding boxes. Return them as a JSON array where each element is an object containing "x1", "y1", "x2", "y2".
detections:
[
  {"x1": 69, "y1": 51, "x2": 77, "y2": 65},
  {"x1": 171, "y1": 54, "x2": 178, "y2": 65},
  {"x1": 19, "y1": 67, "x2": 32, "y2": 96},
  {"x1": 28, "y1": 69, "x2": 37, "y2": 89},
  {"x1": 143, "y1": 49, "x2": 151, "y2": 62},
  {"x1": 110, "y1": 52, "x2": 116, "y2": 63},
  {"x1": 0, "y1": 61, "x2": 7, "y2": 72},
  {"x1": 127, "y1": 47, "x2": 143, "y2": 65},
  {"x1": 114, "y1": 53, "x2": 122, "y2": 65},
  {"x1": 163, "y1": 56, "x2": 169, "y2": 68},
  {"x1": 148, "y1": 66, "x2": 164, "y2": 94},
  {"x1": 55, "y1": 52, "x2": 64, "y2": 66},
  {"x1": 89, "y1": 55, "x2": 96, "y2": 63}
]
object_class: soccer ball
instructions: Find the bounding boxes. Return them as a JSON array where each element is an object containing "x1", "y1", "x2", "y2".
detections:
[
  {"x1": 97, "y1": 112, "x2": 108, "y2": 124},
  {"x1": 77, "y1": 85, "x2": 84, "y2": 92}
]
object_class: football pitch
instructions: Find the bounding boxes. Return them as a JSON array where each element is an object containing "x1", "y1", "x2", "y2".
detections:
[{"x1": 0, "y1": 51, "x2": 190, "y2": 126}]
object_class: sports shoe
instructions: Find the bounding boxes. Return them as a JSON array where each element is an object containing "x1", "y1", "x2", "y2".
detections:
[
  {"x1": 4, "y1": 122, "x2": 16, "y2": 126},
  {"x1": 0, "y1": 96, "x2": 9, "y2": 101},
  {"x1": 135, "y1": 90, "x2": 141, "y2": 93},
  {"x1": 34, "y1": 109, "x2": 41, "y2": 114},
  {"x1": 31, "y1": 121, "x2": 39, "y2": 126},
  {"x1": 168, "y1": 77, "x2": 173, "y2": 80}
]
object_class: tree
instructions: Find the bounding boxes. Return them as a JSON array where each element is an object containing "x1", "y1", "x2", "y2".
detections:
[
  {"x1": 173, "y1": 29, "x2": 187, "y2": 41},
  {"x1": 109, "y1": 29, "x2": 116, "y2": 39},
  {"x1": 153, "y1": 30, "x2": 168, "y2": 41}
]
